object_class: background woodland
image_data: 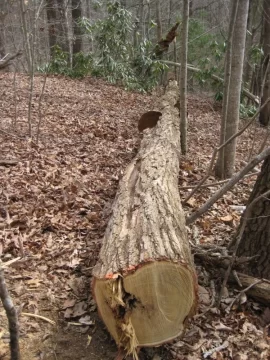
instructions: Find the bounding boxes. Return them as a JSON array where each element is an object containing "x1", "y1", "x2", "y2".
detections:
[{"x1": 0, "y1": 0, "x2": 270, "y2": 360}]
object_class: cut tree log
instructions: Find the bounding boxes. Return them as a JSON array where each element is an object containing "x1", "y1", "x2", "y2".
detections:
[{"x1": 92, "y1": 81, "x2": 197, "y2": 358}]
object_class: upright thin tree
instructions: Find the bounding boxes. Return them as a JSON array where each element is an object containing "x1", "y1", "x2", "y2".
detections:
[
  {"x1": 215, "y1": 0, "x2": 249, "y2": 178},
  {"x1": 179, "y1": 0, "x2": 189, "y2": 155}
]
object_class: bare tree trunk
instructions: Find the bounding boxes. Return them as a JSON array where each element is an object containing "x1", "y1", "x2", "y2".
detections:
[
  {"x1": 145, "y1": 0, "x2": 150, "y2": 41},
  {"x1": 179, "y1": 0, "x2": 189, "y2": 155},
  {"x1": 46, "y1": 0, "x2": 69, "y2": 56},
  {"x1": 46, "y1": 0, "x2": 58, "y2": 54},
  {"x1": 155, "y1": 0, "x2": 162, "y2": 41},
  {"x1": 93, "y1": 82, "x2": 197, "y2": 358},
  {"x1": 189, "y1": 0, "x2": 193, "y2": 17},
  {"x1": 19, "y1": 0, "x2": 32, "y2": 73},
  {"x1": 233, "y1": 155, "x2": 270, "y2": 280},
  {"x1": 216, "y1": 0, "x2": 249, "y2": 178},
  {"x1": 167, "y1": 0, "x2": 172, "y2": 27},
  {"x1": 72, "y1": 0, "x2": 82, "y2": 64},
  {"x1": 133, "y1": 0, "x2": 144, "y2": 48},
  {"x1": 85, "y1": 0, "x2": 91, "y2": 19},
  {"x1": 243, "y1": 0, "x2": 256, "y2": 86},
  {"x1": 259, "y1": 0, "x2": 270, "y2": 126},
  {"x1": 215, "y1": 0, "x2": 239, "y2": 179},
  {"x1": 56, "y1": 0, "x2": 69, "y2": 53}
]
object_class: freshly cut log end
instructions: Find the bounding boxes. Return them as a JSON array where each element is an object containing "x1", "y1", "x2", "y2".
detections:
[{"x1": 93, "y1": 261, "x2": 196, "y2": 356}]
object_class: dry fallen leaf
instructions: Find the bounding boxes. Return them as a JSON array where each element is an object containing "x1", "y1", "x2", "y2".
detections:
[{"x1": 220, "y1": 214, "x2": 233, "y2": 223}]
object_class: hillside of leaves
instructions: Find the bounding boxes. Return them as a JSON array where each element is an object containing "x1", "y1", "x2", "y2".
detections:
[{"x1": 0, "y1": 73, "x2": 269, "y2": 359}]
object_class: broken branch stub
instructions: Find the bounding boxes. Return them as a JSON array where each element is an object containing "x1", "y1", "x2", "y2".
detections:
[{"x1": 92, "y1": 81, "x2": 197, "y2": 357}]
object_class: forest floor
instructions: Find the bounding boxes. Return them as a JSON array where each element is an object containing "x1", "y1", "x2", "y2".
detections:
[{"x1": 0, "y1": 73, "x2": 269, "y2": 360}]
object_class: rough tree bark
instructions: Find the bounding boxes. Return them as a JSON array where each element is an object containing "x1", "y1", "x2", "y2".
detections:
[
  {"x1": 233, "y1": 155, "x2": 270, "y2": 280},
  {"x1": 92, "y1": 81, "x2": 197, "y2": 357},
  {"x1": 259, "y1": 0, "x2": 270, "y2": 126}
]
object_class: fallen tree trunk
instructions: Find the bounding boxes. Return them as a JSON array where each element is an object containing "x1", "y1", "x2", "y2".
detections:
[{"x1": 92, "y1": 81, "x2": 197, "y2": 357}]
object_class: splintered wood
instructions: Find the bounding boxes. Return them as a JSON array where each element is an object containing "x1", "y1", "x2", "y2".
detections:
[{"x1": 92, "y1": 81, "x2": 197, "y2": 358}]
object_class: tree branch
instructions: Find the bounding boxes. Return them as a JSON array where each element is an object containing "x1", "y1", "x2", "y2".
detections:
[
  {"x1": 0, "y1": 50, "x2": 22, "y2": 69},
  {"x1": 186, "y1": 146, "x2": 270, "y2": 225}
]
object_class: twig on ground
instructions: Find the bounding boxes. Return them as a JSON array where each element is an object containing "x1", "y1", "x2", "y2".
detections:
[
  {"x1": 232, "y1": 270, "x2": 242, "y2": 287},
  {"x1": 0, "y1": 261, "x2": 21, "y2": 360},
  {"x1": 226, "y1": 279, "x2": 263, "y2": 312},
  {"x1": 203, "y1": 340, "x2": 229, "y2": 359},
  {"x1": 180, "y1": 171, "x2": 258, "y2": 190},
  {"x1": 1, "y1": 258, "x2": 21, "y2": 269},
  {"x1": 21, "y1": 312, "x2": 55, "y2": 325},
  {"x1": 170, "y1": 339, "x2": 207, "y2": 352}
]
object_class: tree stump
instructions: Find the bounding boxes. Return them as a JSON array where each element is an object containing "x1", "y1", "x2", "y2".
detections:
[{"x1": 92, "y1": 81, "x2": 197, "y2": 357}]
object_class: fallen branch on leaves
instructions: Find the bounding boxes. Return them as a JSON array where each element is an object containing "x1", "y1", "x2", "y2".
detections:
[
  {"x1": 21, "y1": 312, "x2": 55, "y2": 325},
  {"x1": 0, "y1": 261, "x2": 20, "y2": 360},
  {"x1": 180, "y1": 171, "x2": 259, "y2": 190},
  {"x1": 186, "y1": 146, "x2": 270, "y2": 225}
]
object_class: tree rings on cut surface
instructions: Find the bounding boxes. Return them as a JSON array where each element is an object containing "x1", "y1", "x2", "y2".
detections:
[{"x1": 94, "y1": 261, "x2": 196, "y2": 354}]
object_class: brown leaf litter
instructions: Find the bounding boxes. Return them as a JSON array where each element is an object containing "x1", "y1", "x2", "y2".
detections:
[{"x1": 0, "y1": 73, "x2": 269, "y2": 359}]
